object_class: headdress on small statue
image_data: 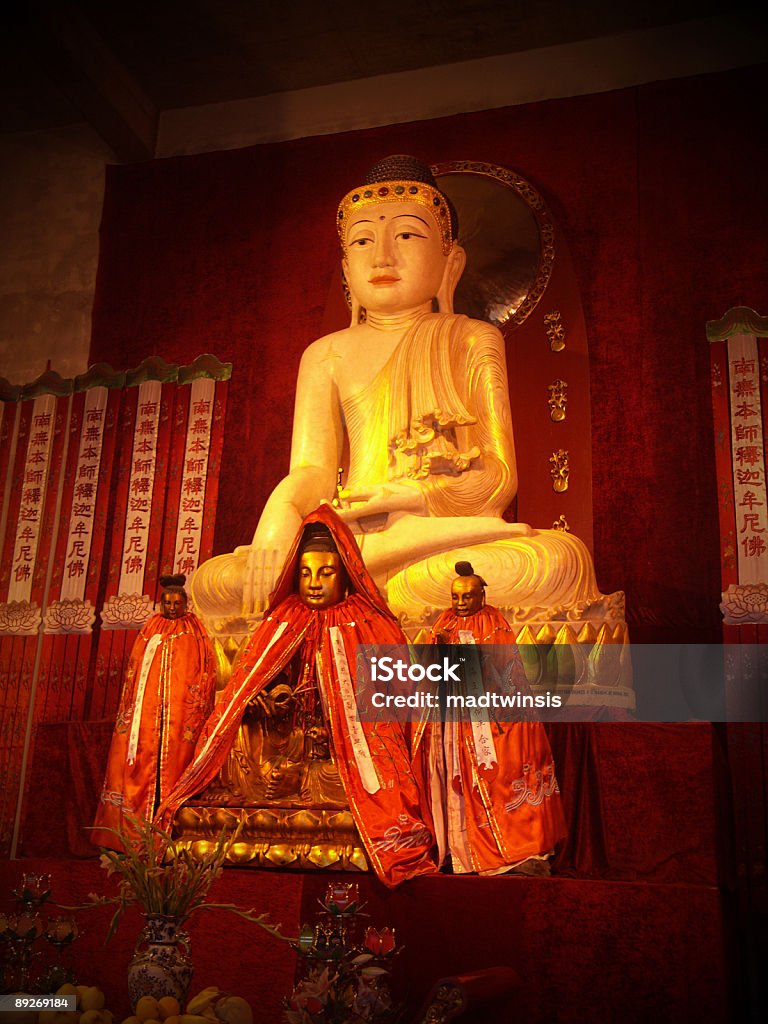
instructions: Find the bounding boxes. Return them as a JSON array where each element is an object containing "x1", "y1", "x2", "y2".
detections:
[
  {"x1": 299, "y1": 523, "x2": 337, "y2": 554},
  {"x1": 269, "y1": 505, "x2": 397, "y2": 623},
  {"x1": 158, "y1": 573, "x2": 187, "y2": 595},
  {"x1": 337, "y1": 154, "x2": 457, "y2": 255},
  {"x1": 454, "y1": 561, "x2": 487, "y2": 588}
]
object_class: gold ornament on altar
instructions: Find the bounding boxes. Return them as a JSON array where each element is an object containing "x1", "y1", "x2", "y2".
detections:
[
  {"x1": 550, "y1": 449, "x2": 570, "y2": 493},
  {"x1": 544, "y1": 309, "x2": 566, "y2": 351},
  {"x1": 548, "y1": 378, "x2": 568, "y2": 422}
]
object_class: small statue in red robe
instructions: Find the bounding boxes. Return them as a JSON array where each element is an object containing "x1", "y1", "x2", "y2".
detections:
[
  {"x1": 92, "y1": 575, "x2": 217, "y2": 849},
  {"x1": 422, "y1": 561, "x2": 567, "y2": 874},
  {"x1": 156, "y1": 506, "x2": 437, "y2": 888}
]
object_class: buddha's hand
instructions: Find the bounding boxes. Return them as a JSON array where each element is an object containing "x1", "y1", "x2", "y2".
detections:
[
  {"x1": 243, "y1": 546, "x2": 282, "y2": 616},
  {"x1": 334, "y1": 482, "x2": 427, "y2": 525}
]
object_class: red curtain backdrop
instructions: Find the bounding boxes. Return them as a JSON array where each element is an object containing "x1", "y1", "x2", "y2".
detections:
[{"x1": 87, "y1": 66, "x2": 767, "y2": 643}]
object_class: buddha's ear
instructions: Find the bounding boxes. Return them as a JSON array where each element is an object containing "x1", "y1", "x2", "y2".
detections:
[
  {"x1": 342, "y1": 255, "x2": 364, "y2": 326},
  {"x1": 437, "y1": 243, "x2": 466, "y2": 314}
]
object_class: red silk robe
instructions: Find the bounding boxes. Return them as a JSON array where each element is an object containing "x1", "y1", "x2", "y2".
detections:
[
  {"x1": 156, "y1": 506, "x2": 437, "y2": 888},
  {"x1": 421, "y1": 605, "x2": 567, "y2": 873},
  {"x1": 93, "y1": 612, "x2": 217, "y2": 850}
]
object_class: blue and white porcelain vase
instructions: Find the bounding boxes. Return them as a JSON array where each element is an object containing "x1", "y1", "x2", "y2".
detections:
[{"x1": 128, "y1": 914, "x2": 193, "y2": 1009}]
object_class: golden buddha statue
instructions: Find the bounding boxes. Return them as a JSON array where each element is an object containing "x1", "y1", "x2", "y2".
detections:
[
  {"x1": 203, "y1": 532, "x2": 349, "y2": 810},
  {"x1": 193, "y1": 156, "x2": 620, "y2": 640}
]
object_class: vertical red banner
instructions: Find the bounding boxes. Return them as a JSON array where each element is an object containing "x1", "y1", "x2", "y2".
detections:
[
  {"x1": 157, "y1": 383, "x2": 191, "y2": 575},
  {"x1": 39, "y1": 374, "x2": 125, "y2": 724},
  {"x1": 0, "y1": 385, "x2": 71, "y2": 856},
  {"x1": 200, "y1": 377, "x2": 229, "y2": 565},
  {"x1": 708, "y1": 311, "x2": 768, "y2": 927},
  {"x1": 0, "y1": 400, "x2": 20, "y2": 544},
  {"x1": 95, "y1": 364, "x2": 186, "y2": 716},
  {"x1": 709, "y1": 340, "x2": 736, "y2": 593}
]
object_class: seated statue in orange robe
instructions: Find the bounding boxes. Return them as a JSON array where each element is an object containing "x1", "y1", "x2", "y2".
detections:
[
  {"x1": 156, "y1": 506, "x2": 437, "y2": 888},
  {"x1": 421, "y1": 561, "x2": 567, "y2": 874},
  {"x1": 93, "y1": 575, "x2": 217, "y2": 849}
]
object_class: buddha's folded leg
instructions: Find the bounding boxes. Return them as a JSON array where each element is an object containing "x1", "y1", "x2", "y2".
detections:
[
  {"x1": 384, "y1": 531, "x2": 605, "y2": 623},
  {"x1": 353, "y1": 513, "x2": 532, "y2": 575}
]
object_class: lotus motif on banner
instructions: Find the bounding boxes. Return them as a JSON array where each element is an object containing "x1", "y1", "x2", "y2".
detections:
[
  {"x1": 101, "y1": 593, "x2": 153, "y2": 630},
  {"x1": 43, "y1": 598, "x2": 96, "y2": 634},
  {"x1": 720, "y1": 583, "x2": 768, "y2": 625},
  {"x1": 0, "y1": 600, "x2": 41, "y2": 636}
]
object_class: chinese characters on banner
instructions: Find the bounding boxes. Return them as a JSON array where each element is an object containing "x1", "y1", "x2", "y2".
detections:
[
  {"x1": 173, "y1": 378, "x2": 215, "y2": 578},
  {"x1": 7, "y1": 395, "x2": 56, "y2": 617},
  {"x1": 708, "y1": 308, "x2": 768, "y2": 629},
  {"x1": 729, "y1": 335, "x2": 768, "y2": 582},
  {"x1": 54, "y1": 388, "x2": 109, "y2": 620},
  {"x1": 118, "y1": 380, "x2": 162, "y2": 601}
]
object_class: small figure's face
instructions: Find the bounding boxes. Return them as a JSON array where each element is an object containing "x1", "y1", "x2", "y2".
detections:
[
  {"x1": 343, "y1": 200, "x2": 447, "y2": 314},
  {"x1": 450, "y1": 577, "x2": 484, "y2": 618},
  {"x1": 160, "y1": 589, "x2": 188, "y2": 619},
  {"x1": 298, "y1": 551, "x2": 346, "y2": 609}
]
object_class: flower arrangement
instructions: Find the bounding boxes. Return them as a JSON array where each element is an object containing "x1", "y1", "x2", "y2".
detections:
[
  {"x1": 284, "y1": 884, "x2": 402, "y2": 1024},
  {"x1": 84, "y1": 813, "x2": 285, "y2": 943}
]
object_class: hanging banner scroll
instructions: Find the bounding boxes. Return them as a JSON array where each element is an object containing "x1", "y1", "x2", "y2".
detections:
[
  {"x1": 45, "y1": 387, "x2": 109, "y2": 630},
  {"x1": 708, "y1": 308, "x2": 768, "y2": 924},
  {"x1": 6, "y1": 395, "x2": 56, "y2": 622},
  {"x1": 0, "y1": 379, "x2": 70, "y2": 856},
  {"x1": 37, "y1": 369, "x2": 124, "y2": 723},
  {"x1": 0, "y1": 398, "x2": 20, "y2": 550},
  {"x1": 172, "y1": 377, "x2": 215, "y2": 578},
  {"x1": 100, "y1": 379, "x2": 164, "y2": 628},
  {"x1": 729, "y1": 336, "x2": 768, "y2": 583},
  {"x1": 0, "y1": 388, "x2": 70, "y2": 633},
  {"x1": 708, "y1": 307, "x2": 768, "y2": 627}
]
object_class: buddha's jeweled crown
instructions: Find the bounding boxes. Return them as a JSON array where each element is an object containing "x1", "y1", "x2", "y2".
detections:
[{"x1": 337, "y1": 155, "x2": 455, "y2": 254}]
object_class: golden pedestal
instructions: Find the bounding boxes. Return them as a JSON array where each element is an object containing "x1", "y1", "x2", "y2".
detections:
[{"x1": 173, "y1": 802, "x2": 369, "y2": 871}]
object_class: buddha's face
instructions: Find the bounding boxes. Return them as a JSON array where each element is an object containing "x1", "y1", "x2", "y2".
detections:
[
  {"x1": 298, "y1": 551, "x2": 346, "y2": 609},
  {"x1": 343, "y1": 200, "x2": 448, "y2": 314},
  {"x1": 450, "y1": 577, "x2": 484, "y2": 617},
  {"x1": 160, "y1": 589, "x2": 188, "y2": 619}
]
